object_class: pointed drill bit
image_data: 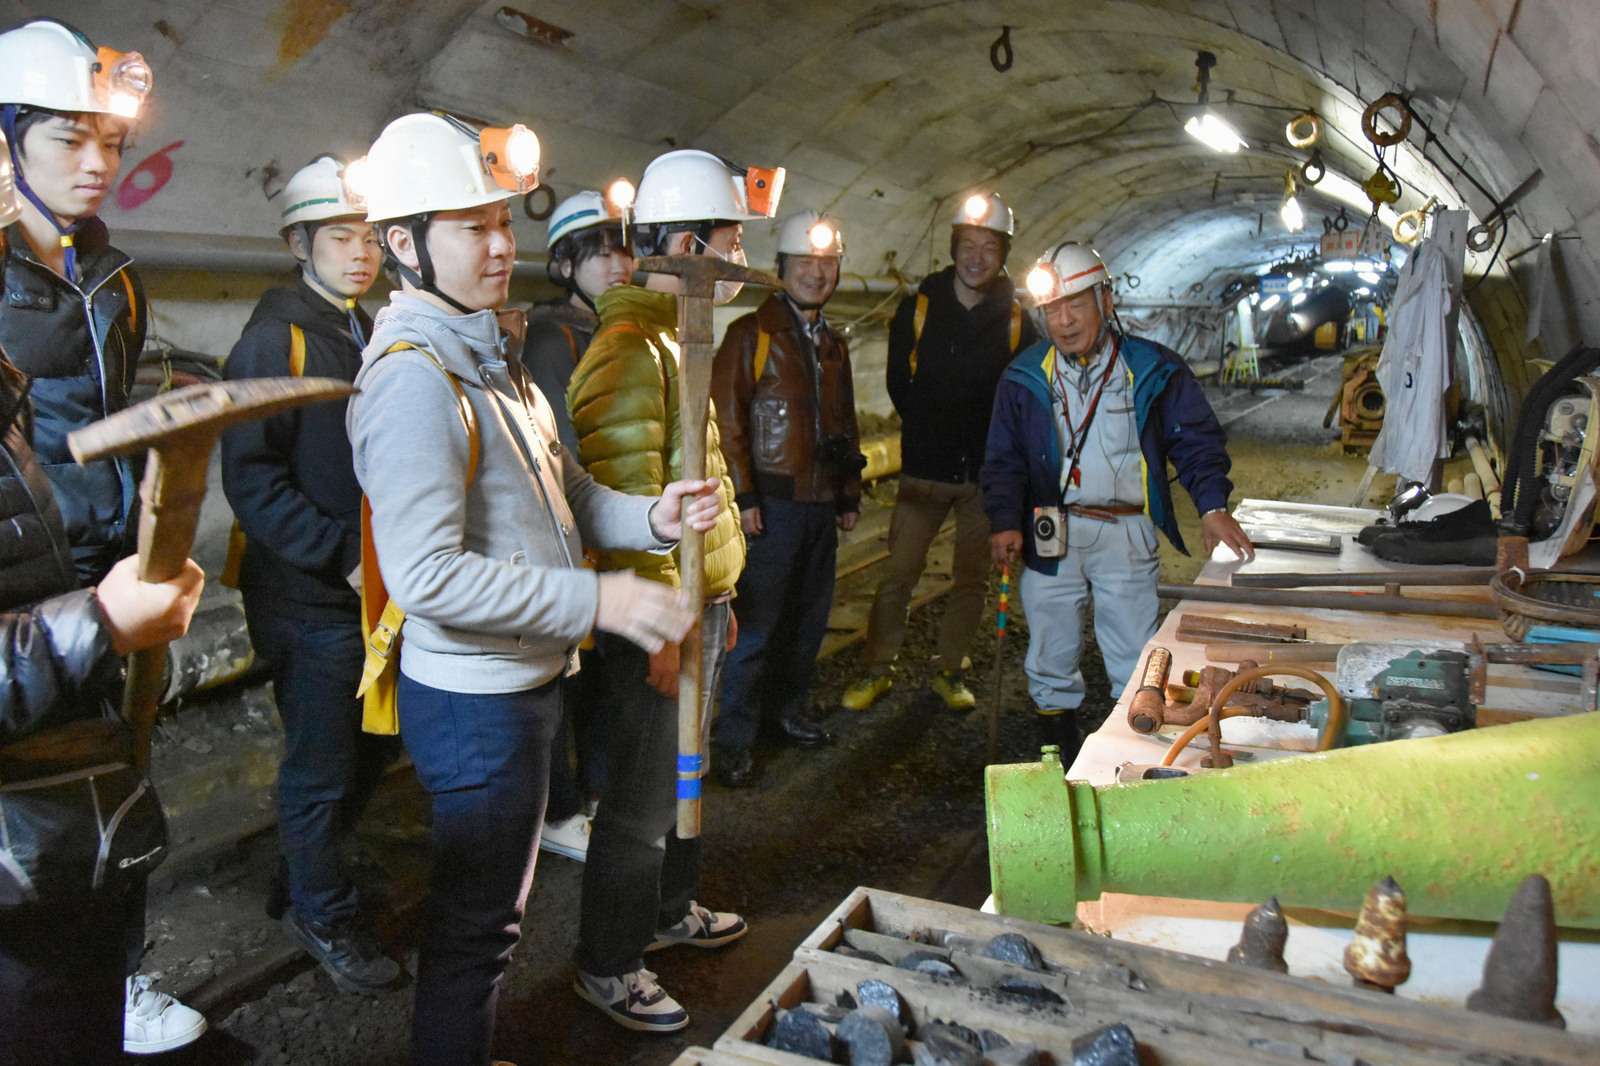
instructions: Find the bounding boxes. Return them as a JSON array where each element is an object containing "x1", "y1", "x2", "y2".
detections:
[
  {"x1": 1228, "y1": 897, "x2": 1289, "y2": 972},
  {"x1": 1343, "y1": 876, "x2": 1410, "y2": 992},
  {"x1": 1466, "y1": 874, "x2": 1566, "y2": 1028}
]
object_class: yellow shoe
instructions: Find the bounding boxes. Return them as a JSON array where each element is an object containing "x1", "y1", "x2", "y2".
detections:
[
  {"x1": 841, "y1": 672, "x2": 892, "y2": 711},
  {"x1": 931, "y1": 669, "x2": 978, "y2": 711}
]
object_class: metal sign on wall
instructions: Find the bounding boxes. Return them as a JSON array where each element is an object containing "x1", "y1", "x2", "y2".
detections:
[
  {"x1": 1260, "y1": 275, "x2": 1292, "y2": 294},
  {"x1": 1321, "y1": 229, "x2": 1361, "y2": 258}
]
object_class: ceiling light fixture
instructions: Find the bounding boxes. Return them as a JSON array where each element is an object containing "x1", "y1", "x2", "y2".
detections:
[
  {"x1": 1280, "y1": 171, "x2": 1304, "y2": 232},
  {"x1": 1184, "y1": 50, "x2": 1248, "y2": 154}
]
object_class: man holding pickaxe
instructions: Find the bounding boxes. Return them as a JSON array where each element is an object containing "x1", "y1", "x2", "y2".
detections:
[{"x1": 568, "y1": 147, "x2": 783, "y2": 1033}]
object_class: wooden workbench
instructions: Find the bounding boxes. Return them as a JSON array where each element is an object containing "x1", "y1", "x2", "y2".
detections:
[{"x1": 1063, "y1": 538, "x2": 1600, "y2": 1031}]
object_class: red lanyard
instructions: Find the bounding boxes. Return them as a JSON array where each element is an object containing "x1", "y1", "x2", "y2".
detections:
[{"x1": 1052, "y1": 338, "x2": 1120, "y2": 490}]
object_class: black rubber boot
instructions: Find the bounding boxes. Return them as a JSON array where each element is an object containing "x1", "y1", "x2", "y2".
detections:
[{"x1": 1034, "y1": 709, "x2": 1082, "y2": 764}]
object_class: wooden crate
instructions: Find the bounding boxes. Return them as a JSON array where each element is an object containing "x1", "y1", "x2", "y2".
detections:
[
  {"x1": 705, "y1": 886, "x2": 1599, "y2": 1066},
  {"x1": 667, "y1": 1049, "x2": 754, "y2": 1066}
]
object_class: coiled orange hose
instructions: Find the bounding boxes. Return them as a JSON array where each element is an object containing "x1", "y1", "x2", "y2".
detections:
[{"x1": 1161, "y1": 664, "x2": 1345, "y2": 766}]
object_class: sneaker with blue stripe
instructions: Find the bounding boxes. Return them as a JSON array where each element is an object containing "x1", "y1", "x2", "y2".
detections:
[
  {"x1": 574, "y1": 968, "x2": 689, "y2": 1032},
  {"x1": 646, "y1": 900, "x2": 747, "y2": 952}
]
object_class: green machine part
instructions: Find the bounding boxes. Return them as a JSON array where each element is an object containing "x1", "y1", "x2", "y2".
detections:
[{"x1": 985, "y1": 711, "x2": 1600, "y2": 927}]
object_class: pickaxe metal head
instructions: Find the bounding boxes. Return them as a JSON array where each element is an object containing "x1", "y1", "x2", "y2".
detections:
[
  {"x1": 68, "y1": 377, "x2": 355, "y2": 463},
  {"x1": 634, "y1": 254, "x2": 780, "y2": 300}
]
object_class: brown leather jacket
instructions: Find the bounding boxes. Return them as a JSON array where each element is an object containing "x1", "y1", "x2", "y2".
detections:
[{"x1": 712, "y1": 293, "x2": 861, "y2": 513}]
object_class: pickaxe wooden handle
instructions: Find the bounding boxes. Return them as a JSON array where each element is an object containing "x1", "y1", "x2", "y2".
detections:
[
  {"x1": 69, "y1": 377, "x2": 355, "y2": 770},
  {"x1": 635, "y1": 255, "x2": 779, "y2": 838}
]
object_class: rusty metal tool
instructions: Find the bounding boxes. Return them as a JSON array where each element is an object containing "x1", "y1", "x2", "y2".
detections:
[
  {"x1": 1228, "y1": 897, "x2": 1289, "y2": 973},
  {"x1": 69, "y1": 377, "x2": 354, "y2": 769},
  {"x1": 1343, "y1": 876, "x2": 1411, "y2": 993},
  {"x1": 1174, "y1": 613, "x2": 1308, "y2": 644},
  {"x1": 1158, "y1": 583, "x2": 1500, "y2": 619},
  {"x1": 1232, "y1": 569, "x2": 1503, "y2": 590},
  {"x1": 1467, "y1": 873, "x2": 1566, "y2": 1028},
  {"x1": 1205, "y1": 642, "x2": 1341, "y2": 664},
  {"x1": 633, "y1": 253, "x2": 780, "y2": 838},
  {"x1": 1127, "y1": 650, "x2": 1314, "y2": 735}
]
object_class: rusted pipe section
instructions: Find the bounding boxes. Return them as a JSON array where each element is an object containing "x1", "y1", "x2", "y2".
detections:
[
  {"x1": 859, "y1": 432, "x2": 901, "y2": 483},
  {"x1": 1127, "y1": 647, "x2": 1173, "y2": 733},
  {"x1": 1230, "y1": 569, "x2": 1500, "y2": 588},
  {"x1": 1174, "y1": 613, "x2": 1306, "y2": 643},
  {"x1": 1158, "y1": 583, "x2": 1500, "y2": 620}
]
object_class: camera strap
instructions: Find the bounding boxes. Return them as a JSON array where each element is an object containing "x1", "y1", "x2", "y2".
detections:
[{"x1": 1051, "y1": 337, "x2": 1121, "y2": 503}]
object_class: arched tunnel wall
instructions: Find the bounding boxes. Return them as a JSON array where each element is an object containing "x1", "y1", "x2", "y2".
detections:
[{"x1": 24, "y1": 0, "x2": 1600, "y2": 416}]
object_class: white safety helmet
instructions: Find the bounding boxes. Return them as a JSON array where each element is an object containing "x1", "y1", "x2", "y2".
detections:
[
  {"x1": 952, "y1": 191, "x2": 1014, "y2": 237},
  {"x1": 632, "y1": 149, "x2": 784, "y2": 226},
  {"x1": 1026, "y1": 242, "x2": 1111, "y2": 304},
  {"x1": 547, "y1": 189, "x2": 622, "y2": 249},
  {"x1": 353, "y1": 112, "x2": 540, "y2": 224},
  {"x1": 776, "y1": 210, "x2": 844, "y2": 259},
  {"x1": 280, "y1": 156, "x2": 364, "y2": 232},
  {"x1": 0, "y1": 19, "x2": 153, "y2": 119},
  {"x1": 0, "y1": 132, "x2": 20, "y2": 229}
]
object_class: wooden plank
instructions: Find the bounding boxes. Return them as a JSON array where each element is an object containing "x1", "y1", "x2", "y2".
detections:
[{"x1": 807, "y1": 888, "x2": 1600, "y2": 1066}]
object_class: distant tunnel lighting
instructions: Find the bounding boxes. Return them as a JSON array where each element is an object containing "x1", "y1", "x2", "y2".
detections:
[
  {"x1": 1355, "y1": 287, "x2": 1373, "y2": 296},
  {"x1": 1184, "y1": 112, "x2": 1247, "y2": 154},
  {"x1": 1249, "y1": 292, "x2": 1260, "y2": 305},
  {"x1": 1259, "y1": 294, "x2": 1282, "y2": 311},
  {"x1": 1359, "y1": 271, "x2": 1381, "y2": 284},
  {"x1": 1291, "y1": 292, "x2": 1307, "y2": 307},
  {"x1": 1288, "y1": 276, "x2": 1304, "y2": 292},
  {"x1": 1323, "y1": 260, "x2": 1355, "y2": 273},
  {"x1": 1280, "y1": 195, "x2": 1304, "y2": 232}
]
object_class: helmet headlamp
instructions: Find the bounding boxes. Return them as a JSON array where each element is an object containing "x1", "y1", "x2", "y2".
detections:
[
  {"x1": 744, "y1": 165, "x2": 785, "y2": 218},
  {"x1": 479, "y1": 123, "x2": 541, "y2": 194},
  {"x1": 808, "y1": 221, "x2": 836, "y2": 251},
  {"x1": 340, "y1": 156, "x2": 371, "y2": 212},
  {"x1": 1025, "y1": 264, "x2": 1058, "y2": 301},
  {"x1": 605, "y1": 177, "x2": 636, "y2": 213},
  {"x1": 95, "y1": 46, "x2": 152, "y2": 118},
  {"x1": 963, "y1": 193, "x2": 990, "y2": 222}
]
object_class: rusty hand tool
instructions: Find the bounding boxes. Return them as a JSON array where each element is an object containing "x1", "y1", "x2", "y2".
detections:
[
  {"x1": 1159, "y1": 583, "x2": 1500, "y2": 620},
  {"x1": 1174, "y1": 613, "x2": 1307, "y2": 644},
  {"x1": 69, "y1": 377, "x2": 355, "y2": 770},
  {"x1": 988, "y1": 563, "x2": 1010, "y2": 765},
  {"x1": 633, "y1": 254, "x2": 780, "y2": 838},
  {"x1": 1128, "y1": 650, "x2": 1313, "y2": 735},
  {"x1": 1230, "y1": 569, "x2": 1503, "y2": 589}
]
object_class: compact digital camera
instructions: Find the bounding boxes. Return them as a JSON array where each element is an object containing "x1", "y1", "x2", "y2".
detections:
[
  {"x1": 1032, "y1": 506, "x2": 1066, "y2": 558},
  {"x1": 818, "y1": 433, "x2": 868, "y2": 478}
]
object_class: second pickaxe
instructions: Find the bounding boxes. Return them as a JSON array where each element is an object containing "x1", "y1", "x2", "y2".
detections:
[
  {"x1": 634, "y1": 253, "x2": 780, "y2": 838},
  {"x1": 70, "y1": 376, "x2": 355, "y2": 769}
]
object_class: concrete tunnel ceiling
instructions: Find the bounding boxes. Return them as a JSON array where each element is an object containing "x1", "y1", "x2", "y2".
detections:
[{"x1": 31, "y1": 0, "x2": 1600, "y2": 352}]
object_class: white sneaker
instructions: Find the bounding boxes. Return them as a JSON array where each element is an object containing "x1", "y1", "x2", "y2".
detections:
[
  {"x1": 646, "y1": 900, "x2": 747, "y2": 952},
  {"x1": 125, "y1": 974, "x2": 207, "y2": 1054},
  {"x1": 574, "y1": 968, "x2": 689, "y2": 1032},
  {"x1": 539, "y1": 813, "x2": 591, "y2": 861}
]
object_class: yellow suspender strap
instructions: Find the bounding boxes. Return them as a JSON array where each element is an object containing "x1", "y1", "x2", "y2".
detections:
[
  {"x1": 907, "y1": 293, "x2": 929, "y2": 380},
  {"x1": 119, "y1": 271, "x2": 139, "y2": 334},
  {"x1": 753, "y1": 329, "x2": 771, "y2": 382},
  {"x1": 288, "y1": 323, "x2": 306, "y2": 377},
  {"x1": 1009, "y1": 301, "x2": 1023, "y2": 353}
]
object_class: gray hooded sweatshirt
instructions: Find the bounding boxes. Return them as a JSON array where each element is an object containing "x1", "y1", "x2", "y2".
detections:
[{"x1": 348, "y1": 293, "x2": 666, "y2": 694}]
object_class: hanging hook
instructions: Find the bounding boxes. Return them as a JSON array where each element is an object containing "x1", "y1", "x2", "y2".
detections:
[{"x1": 989, "y1": 25, "x2": 1013, "y2": 72}]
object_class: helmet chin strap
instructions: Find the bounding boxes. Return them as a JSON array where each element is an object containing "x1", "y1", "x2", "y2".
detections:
[
  {"x1": 296, "y1": 223, "x2": 368, "y2": 347},
  {"x1": 389, "y1": 218, "x2": 476, "y2": 316},
  {"x1": 2, "y1": 105, "x2": 82, "y2": 285}
]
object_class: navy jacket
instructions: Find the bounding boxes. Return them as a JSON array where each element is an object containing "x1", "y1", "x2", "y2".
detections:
[
  {"x1": 221, "y1": 281, "x2": 371, "y2": 621},
  {"x1": 887, "y1": 266, "x2": 1036, "y2": 484},
  {"x1": 0, "y1": 220, "x2": 145, "y2": 586},
  {"x1": 981, "y1": 334, "x2": 1233, "y2": 574}
]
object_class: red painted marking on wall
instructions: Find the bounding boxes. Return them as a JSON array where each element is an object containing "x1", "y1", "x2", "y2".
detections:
[{"x1": 116, "y1": 141, "x2": 185, "y2": 211}]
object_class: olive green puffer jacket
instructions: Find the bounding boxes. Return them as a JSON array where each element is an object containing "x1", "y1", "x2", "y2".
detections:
[{"x1": 568, "y1": 286, "x2": 744, "y2": 597}]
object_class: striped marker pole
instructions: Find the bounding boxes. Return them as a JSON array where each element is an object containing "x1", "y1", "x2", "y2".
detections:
[{"x1": 988, "y1": 564, "x2": 1011, "y2": 764}]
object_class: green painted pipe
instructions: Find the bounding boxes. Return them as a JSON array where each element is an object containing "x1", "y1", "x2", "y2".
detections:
[{"x1": 986, "y1": 712, "x2": 1600, "y2": 928}]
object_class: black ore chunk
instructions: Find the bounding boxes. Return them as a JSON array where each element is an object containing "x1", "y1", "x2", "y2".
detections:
[
  {"x1": 983, "y1": 932, "x2": 1047, "y2": 972},
  {"x1": 898, "y1": 951, "x2": 964, "y2": 980},
  {"x1": 1072, "y1": 1022, "x2": 1139, "y2": 1066},
  {"x1": 993, "y1": 976, "x2": 1064, "y2": 1005},
  {"x1": 856, "y1": 979, "x2": 913, "y2": 1028},
  {"x1": 768, "y1": 1008, "x2": 836, "y2": 1061},
  {"x1": 837, "y1": 944, "x2": 894, "y2": 966},
  {"x1": 839, "y1": 1005, "x2": 906, "y2": 1066},
  {"x1": 978, "y1": 1029, "x2": 1011, "y2": 1051},
  {"x1": 920, "y1": 1022, "x2": 981, "y2": 1049},
  {"x1": 912, "y1": 1027, "x2": 983, "y2": 1066}
]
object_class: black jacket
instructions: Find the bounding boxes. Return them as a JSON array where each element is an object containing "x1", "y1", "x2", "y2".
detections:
[
  {"x1": 0, "y1": 220, "x2": 146, "y2": 586},
  {"x1": 220, "y1": 281, "x2": 371, "y2": 621},
  {"x1": 886, "y1": 267, "x2": 1036, "y2": 484},
  {"x1": 0, "y1": 356, "x2": 120, "y2": 746},
  {"x1": 520, "y1": 300, "x2": 596, "y2": 457}
]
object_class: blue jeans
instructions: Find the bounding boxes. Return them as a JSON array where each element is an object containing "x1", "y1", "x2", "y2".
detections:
[
  {"x1": 398, "y1": 673, "x2": 561, "y2": 1066},
  {"x1": 716, "y1": 499, "x2": 837, "y2": 750},
  {"x1": 545, "y1": 662, "x2": 605, "y2": 823},
  {"x1": 578, "y1": 600, "x2": 728, "y2": 977},
  {"x1": 246, "y1": 605, "x2": 399, "y2": 926}
]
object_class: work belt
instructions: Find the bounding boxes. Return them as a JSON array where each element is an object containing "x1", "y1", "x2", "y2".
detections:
[{"x1": 1067, "y1": 504, "x2": 1144, "y2": 522}]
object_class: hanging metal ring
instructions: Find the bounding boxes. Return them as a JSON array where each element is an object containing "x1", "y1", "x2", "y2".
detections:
[
  {"x1": 522, "y1": 183, "x2": 556, "y2": 221},
  {"x1": 1361, "y1": 93, "x2": 1412, "y2": 147},
  {"x1": 1467, "y1": 218, "x2": 1501, "y2": 252},
  {"x1": 1300, "y1": 148, "x2": 1325, "y2": 186},
  {"x1": 989, "y1": 26, "x2": 1013, "y2": 72},
  {"x1": 1285, "y1": 111, "x2": 1321, "y2": 148}
]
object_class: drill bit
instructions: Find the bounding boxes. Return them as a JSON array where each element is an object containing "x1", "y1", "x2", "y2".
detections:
[
  {"x1": 1343, "y1": 876, "x2": 1411, "y2": 992},
  {"x1": 1466, "y1": 874, "x2": 1566, "y2": 1028},
  {"x1": 1228, "y1": 896, "x2": 1289, "y2": 972}
]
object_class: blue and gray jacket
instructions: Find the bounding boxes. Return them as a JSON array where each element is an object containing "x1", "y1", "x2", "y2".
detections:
[{"x1": 981, "y1": 333, "x2": 1233, "y2": 575}]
